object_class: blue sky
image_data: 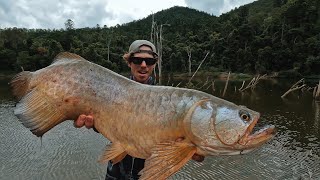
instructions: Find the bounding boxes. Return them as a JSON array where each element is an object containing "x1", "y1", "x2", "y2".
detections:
[{"x1": 0, "y1": 0, "x2": 256, "y2": 29}]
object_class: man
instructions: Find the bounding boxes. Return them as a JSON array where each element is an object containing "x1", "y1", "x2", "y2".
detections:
[{"x1": 75, "y1": 40, "x2": 204, "y2": 180}]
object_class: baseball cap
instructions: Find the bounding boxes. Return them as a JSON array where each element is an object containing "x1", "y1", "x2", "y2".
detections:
[{"x1": 128, "y1": 40, "x2": 158, "y2": 57}]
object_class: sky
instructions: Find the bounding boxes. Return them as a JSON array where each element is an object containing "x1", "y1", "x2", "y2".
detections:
[{"x1": 0, "y1": 0, "x2": 256, "y2": 29}]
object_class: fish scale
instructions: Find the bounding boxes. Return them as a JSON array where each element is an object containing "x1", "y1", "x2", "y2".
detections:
[{"x1": 10, "y1": 52, "x2": 275, "y2": 180}]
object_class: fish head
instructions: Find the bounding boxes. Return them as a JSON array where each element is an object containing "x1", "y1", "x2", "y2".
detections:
[{"x1": 184, "y1": 99, "x2": 275, "y2": 156}]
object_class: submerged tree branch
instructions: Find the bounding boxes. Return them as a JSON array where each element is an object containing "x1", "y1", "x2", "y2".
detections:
[
  {"x1": 187, "y1": 51, "x2": 210, "y2": 85},
  {"x1": 281, "y1": 78, "x2": 306, "y2": 98},
  {"x1": 313, "y1": 80, "x2": 320, "y2": 101},
  {"x1": 239, "y1": 74, "x2": 266, "y2": 92}
]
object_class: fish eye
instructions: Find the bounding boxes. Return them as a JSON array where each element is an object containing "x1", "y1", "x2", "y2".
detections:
[{"x1": 239, "y1": 110, "x2": 251, "y2": 122}]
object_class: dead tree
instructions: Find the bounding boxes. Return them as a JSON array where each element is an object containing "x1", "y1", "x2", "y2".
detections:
[
  {"x1": 222, "y1": 72, "x2": 230, "y2": 97},
  {"x1": 281, "y1": 78, "x2": 306, "y2": 98},
  {"x1": 150, "y1": 14, "x2": 155, "y2": 42},
  {"x1": 314, "y1": 101, "x2": 319, "y2": 131},
  {"x1": 205, "y1": 82, "x2": 212, "y2": 90},
  {"x1": 106, "y1": 29, "x2": 113, "y2": 62},
  {"x1": 211, "y1": 81, "x2": 216, "y2": 93},
  {"x1": 198, "y1": 76, "x2": 210, "y2": 89},
  {"x1": 187, "y1": 51, "x2": 210, "y2": 85},
  {"x1": 238, "y1": 74, "x2": 266, "y2": 92},
  {"x1": 150, "y1": 14, "x2": 170, "y2": 85},
  {"x1": 187, "y1": 47, "x2": 192, "y2": 77},
  {"x1": 238, "y1": 81, "x2": 245, "y2": 91},
  {"x1": 313, "y1": 80, "x2": 320, "y2": 101},
  {"x1": 166, "y1": 75, "x2": 171, "y2": 86}
]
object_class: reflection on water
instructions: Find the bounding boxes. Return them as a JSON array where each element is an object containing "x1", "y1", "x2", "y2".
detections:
[
  {"x1": 0, "y1": 77, "x2": 12, "y2": 103},
  {"x1": 0, "y1": 105, "x2": 107, "y2": 180},
  {"x1": 313, "y1": 101, "x2": 320, "y2": 133},
  {"x1": 0, "y1": 77, "x2": 319, "y2": 179}
]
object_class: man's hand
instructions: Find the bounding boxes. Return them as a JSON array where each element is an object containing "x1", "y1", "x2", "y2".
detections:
[
  {"x1": 74, "y1": 114, "x2": 94, "y2": 129},
  {"x1": 191, "y1": 154, "x2": 205, "y2": 162}
]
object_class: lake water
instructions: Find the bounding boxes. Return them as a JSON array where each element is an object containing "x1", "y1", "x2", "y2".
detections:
[{"x1": 0, "y1": 76, "x2": 319, "y2": 180}]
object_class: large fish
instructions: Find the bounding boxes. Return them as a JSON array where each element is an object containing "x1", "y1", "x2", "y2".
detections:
[{"x1": 10, "y1": 52, "x2": 275, "y2": 180}]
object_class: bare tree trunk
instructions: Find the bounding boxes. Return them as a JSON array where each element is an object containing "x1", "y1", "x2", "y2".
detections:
[
  {"x1": 187, "y1": 47, "x2": 192, "y2": 77},
  {"x1": 107, "y1": 38, "x2": 111, "y2": 62},
  {"x1": 211, "y1": 81, "x2": 215, "y2": 93},
  {"x1": 313, "y1": 101, "x2": 319, "y2": 130},
  {"x1": 187, "y1": 52, "x2": 210, "y2": 84},
  {"x1": 239, "y1": 81, "x2": 245, "y2": 91},
  {"x1": 198, "y1": 76, "x2": 210, "y2": 89},
  {"x1": 106, "y1": 29, "x2": 113, "y2": 62},
  {"x1": 157, "y1": 25, "x2": 164, "y2": 85},
  {"x1": 281, "y1": 78, "x2": 306, "y2": 98},
  {"x1": 150, "y1": 15, "x2": 169, "y2": 85},
  {"x1": 239, "y1": 74, "x2": 266, "y2": 92},
  {"x1": 222, "y1": 72, "x2": 230, "y2": 97},
  {"x1": 153, "y1": 66, "x2": 157, "y2": 85},
  {"x1": 313, "y1": 80, "x2": 320, "y2": 101},
  {"x1": 150, "y1": 14, "x2": 155, "y2": 42}
]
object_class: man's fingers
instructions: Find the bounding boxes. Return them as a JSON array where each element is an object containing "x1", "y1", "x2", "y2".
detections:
[
  {"x1": 192, "y1": 154, "x2": 205, "y2": 162},
  {"x1": 74, "y1": 114, "x2": 86, "y2": 128},
  {"x1": 84, "y1": 115, "x2": 94, "y2": 129}
]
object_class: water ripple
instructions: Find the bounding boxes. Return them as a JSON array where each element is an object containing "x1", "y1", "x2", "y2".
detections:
[
  {"x1": 1, "y1": 103, "x2": 320, "y2": 180},
  {"x1": 174, "y1": 136, "x2": 320, "y2": 180}
]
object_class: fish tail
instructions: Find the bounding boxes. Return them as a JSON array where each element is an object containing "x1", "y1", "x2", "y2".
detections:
[
  {"x1": 14, "y1": 89, "x2": 65, "y2": 137},
  {"x1": 9, "y1": 71, "x2": 33, "y2": 100}
]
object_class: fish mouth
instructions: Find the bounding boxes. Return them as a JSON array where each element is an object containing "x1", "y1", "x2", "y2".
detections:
[
  {"x1": 203, "y1": 116, "x2": 276, "y2": 156},
  {"x1": 238, "y1": 116, "x2": 276, "y2": 148}
]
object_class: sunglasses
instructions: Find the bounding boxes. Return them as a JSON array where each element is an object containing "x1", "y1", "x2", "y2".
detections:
[{"x1": 129, "y1": 57, "x2": 157, "y2": 66}]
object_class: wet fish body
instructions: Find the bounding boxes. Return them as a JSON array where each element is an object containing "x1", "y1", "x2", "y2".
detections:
[{"x1": 11, "y1": 52, "x2": 275, "y2": 179}]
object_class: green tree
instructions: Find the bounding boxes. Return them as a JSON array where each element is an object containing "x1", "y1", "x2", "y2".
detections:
[{"x1": 65, "y1": 19, "x2": 75, "y2": 30}]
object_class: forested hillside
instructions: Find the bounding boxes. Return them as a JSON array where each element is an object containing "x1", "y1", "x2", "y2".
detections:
[{"x1": 0, "y1": 0, "x2": 319, "y2": 76}]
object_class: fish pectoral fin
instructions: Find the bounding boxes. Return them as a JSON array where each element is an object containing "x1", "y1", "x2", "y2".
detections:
[
  {"x1": 139, "y1": 141, "x2": 196, "y2": 180},
  {"x1": 110, "y1": 152, "x2": 127, "y2": 164},
  {"x1": 14, "y1": 89, "x2": 65, "y2": 137},
  {"x1": 99, "y1": 142, "x2": 127, "y2": 164}
]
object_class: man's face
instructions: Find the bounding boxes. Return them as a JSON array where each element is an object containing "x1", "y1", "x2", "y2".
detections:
[{"x1": 128, "y1": 46, "x2": 157, "y2": 84}]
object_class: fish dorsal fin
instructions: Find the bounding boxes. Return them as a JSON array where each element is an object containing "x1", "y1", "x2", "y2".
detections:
[
  {"x1": 99, "y1": 142, "x2": 127, "y2": 164},
  {"x1": 139, "y1": 141, "x2": 196, "y2": 180},
  {"x1": 14, "y1": 88, "x2": 65, "y2": 137},
  {"x1": 52, "y1": 52, "x2": 86, "y2": 64}
]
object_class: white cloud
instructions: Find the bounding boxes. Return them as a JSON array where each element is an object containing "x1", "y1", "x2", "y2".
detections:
[
  {"x1": 184, "y1": 0, "x2": 256, "y2": 16},
  {"x1": 0, "y1": 0, "x2": 112, "y2": 29},
  {"x1": 102, "y1": 0, "x2": 187, "y2": 27},
  {"x1": 0, "y1": 0, "x2": 256, "y2": 29},
  {"x1": 0, "y1": 0, "x2": 187, "y2": 29},
  {"x1": 221, "y1": 0, "x2": 257, "y2": 14}
]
